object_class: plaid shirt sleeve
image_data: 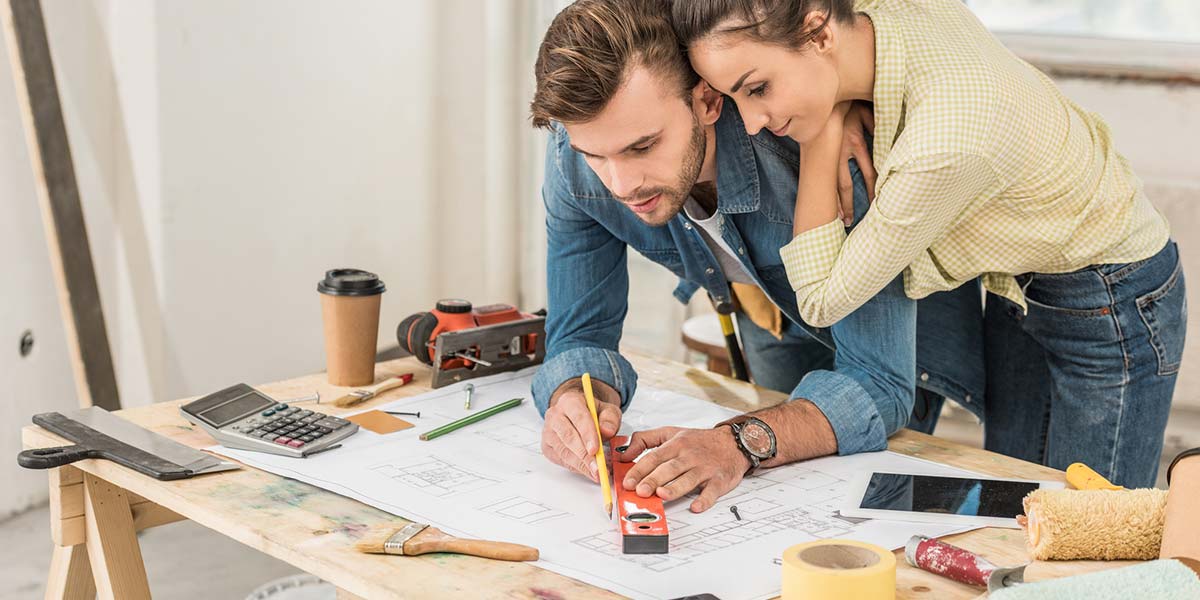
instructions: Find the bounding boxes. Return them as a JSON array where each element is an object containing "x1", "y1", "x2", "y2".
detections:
[{"x1": 781, "y1": 152, "x2": 1003, "y2": 327}]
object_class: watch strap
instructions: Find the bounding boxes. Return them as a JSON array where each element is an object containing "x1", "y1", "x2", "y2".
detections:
[{"x1": 721, "y1": 421, "x2": 760, "y2": 476}]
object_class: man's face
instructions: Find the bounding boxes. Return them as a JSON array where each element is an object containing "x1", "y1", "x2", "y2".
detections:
[{"x1": 564, "y1": 67, "x2": 705, "y2": 226}]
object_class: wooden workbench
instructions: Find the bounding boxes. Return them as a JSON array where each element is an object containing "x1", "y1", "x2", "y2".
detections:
[{"x1": 23, "y1": 354, "x2": 1132, "y2": 599}]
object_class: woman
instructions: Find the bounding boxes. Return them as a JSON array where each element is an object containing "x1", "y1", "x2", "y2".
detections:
[{"x1": 672, "y1": 0, "x2": 1186, "y2": 488}]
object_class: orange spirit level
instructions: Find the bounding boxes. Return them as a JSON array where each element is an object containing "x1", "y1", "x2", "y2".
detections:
[{"x1": 610, "y1": 435, "x2": 669, "y2": 554}]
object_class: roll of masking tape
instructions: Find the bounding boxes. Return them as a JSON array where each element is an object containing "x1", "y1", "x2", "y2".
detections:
[{"x1": 781, "y1": 540, "x2": 896, "y2": 600}]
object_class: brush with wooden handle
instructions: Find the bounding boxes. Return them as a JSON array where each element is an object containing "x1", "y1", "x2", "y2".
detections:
[
  {"x1": 332, "y1": 373, "x2": 414, "y2": 408},
  {"x1": 355, "y1": 522, "x2": 539, "y2": 561}
]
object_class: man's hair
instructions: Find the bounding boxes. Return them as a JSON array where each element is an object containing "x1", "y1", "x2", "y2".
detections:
[{"x1": 530, "y1": 0, "x2": 700, "y2": 129}]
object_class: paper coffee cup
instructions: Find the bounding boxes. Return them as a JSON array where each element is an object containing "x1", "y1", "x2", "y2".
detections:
[{"x1": 318, "y1": 268, "x2": 386, "y2": 386}]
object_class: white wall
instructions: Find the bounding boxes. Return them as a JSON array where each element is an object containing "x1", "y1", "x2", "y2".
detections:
[
  {"x1": 1, "y1": 0, "x2": 535, "y2": 518},
  {"x1": 0, "y1": 5, "x2": 83, "y2": 520}
]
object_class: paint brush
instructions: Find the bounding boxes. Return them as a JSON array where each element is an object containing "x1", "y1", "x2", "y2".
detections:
[
  {"x1": 332, "y1": 373, "x2": 414, "y2": 408},
  {"x1": 355, "y1": 522, "x2": 538, "y2": 561}
]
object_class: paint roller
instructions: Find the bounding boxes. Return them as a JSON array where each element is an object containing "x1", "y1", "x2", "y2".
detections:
[
  {"x1": 1020, "y1": 488, "x2": 1166, "y2": 560},
  {"x1": 1018, "y1": 451, "x2": 1200, "y2": 562}
]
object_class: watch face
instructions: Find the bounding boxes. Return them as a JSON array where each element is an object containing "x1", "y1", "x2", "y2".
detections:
[{"x1": 739, "y1": 421, "x2": 774, "y2": 458}]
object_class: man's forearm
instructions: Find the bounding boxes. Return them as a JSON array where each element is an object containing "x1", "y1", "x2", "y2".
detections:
[{"x1": 751, "y1": 398, "x2": 838, "y2": 468}]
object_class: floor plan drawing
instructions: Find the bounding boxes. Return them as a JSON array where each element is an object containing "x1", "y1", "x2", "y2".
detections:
[
  {"x1": 479, "y1": 495, "x2": 569, "y2": 524},
  {"x1": 474, "y1": 423, "x2": 542, "y2": 455},
  {"x1": 369, "y1": 457, "x2": 500, "y2": 498},
  {"x1": 216, "y1": 369, "x2": 983, "y2": 600}
]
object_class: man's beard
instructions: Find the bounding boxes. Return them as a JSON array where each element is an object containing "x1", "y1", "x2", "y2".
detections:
[{"x1": 618, "y1": 117, "x2": 706, "y2": 227}]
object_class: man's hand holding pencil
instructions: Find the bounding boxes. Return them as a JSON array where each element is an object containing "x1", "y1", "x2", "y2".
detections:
[{"x1": 540, "y1": 375, "x2": 622, "y2": 483}]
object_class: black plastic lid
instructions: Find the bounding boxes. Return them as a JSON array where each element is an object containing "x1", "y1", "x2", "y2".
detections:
[
  {"x1": 436, "y1": 299, "x2": 472, "y2": 314},
  {"x1": 317, "y1": 268, "x2": 386, "y2": 297}
]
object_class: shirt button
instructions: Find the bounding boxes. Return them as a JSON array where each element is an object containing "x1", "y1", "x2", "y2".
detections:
[
  {"x1": 964, "y1": 394, "x2": 972, "y2": 403},
  {"x1": 684, "y1": 223, "x2": 693, "y2": 230},
  {"x1": 738, "y1": 247, "x2": 745, "y2": 255},
  {"x1": 705, "y1": 268, "x2": 715, "y2": 275},
  {"x1": 920, "y1": 372, "x2": 930, "y2": 382}
]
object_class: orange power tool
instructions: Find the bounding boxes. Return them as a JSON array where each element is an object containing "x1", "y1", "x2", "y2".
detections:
[{"x1": 397, "y1": 300, "x2": 546, "y2": 388}]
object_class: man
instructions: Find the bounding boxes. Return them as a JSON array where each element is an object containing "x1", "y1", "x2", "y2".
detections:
[{"x1": 529, "y1": 0, "x2": 984, "y2": 512}]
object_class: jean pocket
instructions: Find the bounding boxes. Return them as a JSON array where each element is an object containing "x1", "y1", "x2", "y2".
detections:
[
  {"x1": 1022, "y1": 278, "x2": 1113, "y2": 318},
  {"x1": 1136, "y1": 261, "x2": 1187, "y2": 376}
]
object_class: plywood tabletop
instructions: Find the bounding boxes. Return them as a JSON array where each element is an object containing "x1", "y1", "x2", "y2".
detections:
[{"x1": 22, "y1": 354, "x2": 1130, "y2": 599}]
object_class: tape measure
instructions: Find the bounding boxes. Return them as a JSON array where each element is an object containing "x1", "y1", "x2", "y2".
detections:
[{"x1": 611, "y1": 435, "x2": 669, "y2": 554}]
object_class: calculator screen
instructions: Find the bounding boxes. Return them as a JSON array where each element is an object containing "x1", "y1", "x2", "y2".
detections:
[{"x1": 200, "y1": 392, "x2": 275, "y2": 427}]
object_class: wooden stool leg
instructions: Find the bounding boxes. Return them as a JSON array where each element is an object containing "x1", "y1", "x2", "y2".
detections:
[
  {"x1": 82, "y1": 474, "x2": 151, "y2": 600},
  {"x1": 44, "y1": 543, "x2": 96, "y2": 600}
]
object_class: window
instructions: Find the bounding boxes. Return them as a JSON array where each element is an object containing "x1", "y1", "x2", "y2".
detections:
[{"x1": 966, "y1": 0, "x2": 1200, "y2": 44}]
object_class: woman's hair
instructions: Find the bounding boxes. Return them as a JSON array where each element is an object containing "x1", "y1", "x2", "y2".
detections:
[{"x1": 672, "y1": 0, "x2": 856, "y2": 51}]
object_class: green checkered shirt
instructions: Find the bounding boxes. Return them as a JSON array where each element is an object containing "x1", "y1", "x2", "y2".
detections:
[{"x1": 780, "y1": 0, "x2": 1170, "y2": 327}]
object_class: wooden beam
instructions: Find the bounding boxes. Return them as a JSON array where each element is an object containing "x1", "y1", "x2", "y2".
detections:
[{"x1": 1, "y1": 0, "x2": 120, "y2": 410}]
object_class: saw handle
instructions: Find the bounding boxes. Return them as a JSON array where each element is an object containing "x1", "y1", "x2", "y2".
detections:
[{"x1": 18, "y1": 445, "x2": 96, "y2": 469}]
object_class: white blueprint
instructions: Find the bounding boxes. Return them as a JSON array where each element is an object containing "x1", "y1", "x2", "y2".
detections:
[{"x1": 213, "y1": 369, "x2": 978, "y2": 600}]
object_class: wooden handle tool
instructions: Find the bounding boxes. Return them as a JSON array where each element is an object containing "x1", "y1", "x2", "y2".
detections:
[
  {"x1": 355, "y1": 522, "x2": 538, "y2": 562},
  {"x1": 332, "y1": 373, "x2": 414, "y2": 408}
]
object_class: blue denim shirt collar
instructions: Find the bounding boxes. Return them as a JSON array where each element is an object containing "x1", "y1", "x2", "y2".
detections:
[{"x1": 712, "y1": 106, "x2": 761, "y2": 215}]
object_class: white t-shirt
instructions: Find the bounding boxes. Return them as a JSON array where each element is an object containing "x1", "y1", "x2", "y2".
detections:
[{"x1": 682, "y1": 198, "x2": 757, "y2": 285}]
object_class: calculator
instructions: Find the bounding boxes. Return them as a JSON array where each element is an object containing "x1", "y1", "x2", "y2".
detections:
[{"x1": 180, "y1": 383, "x2": 358, "y2": 457}]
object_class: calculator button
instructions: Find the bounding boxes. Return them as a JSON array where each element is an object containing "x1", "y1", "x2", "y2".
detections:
[
  {"x1": 274, "y1": 436, "x2": 292, "y2": 444},
  {"x1": 297, "y1": 410, "x2": 313, "y2": 418},
  {"x1": 262, "y1": 409, "x2": 275, "y2": 416},
  {"x1": 275, "y1": 403, "x2": 287, "y2": 410},
  {"x1": 298, "y1": 434, "x2": 316, "y2": 442},
  {"x1": 288, "y1": 440, "x2": 305, "y2": 448},
  {"x1": 316, "y1": 426, "x2": 333, "y2": 434}
]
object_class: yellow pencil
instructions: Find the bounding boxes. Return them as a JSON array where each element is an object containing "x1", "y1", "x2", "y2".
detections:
[{"x1": 581, "y1": 373, "x2": 613, "y2": 518}]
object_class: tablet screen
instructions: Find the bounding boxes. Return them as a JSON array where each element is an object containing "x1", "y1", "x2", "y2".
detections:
[{"x1": 858, "y1": 473, "x2": 1038, "y2": 519}]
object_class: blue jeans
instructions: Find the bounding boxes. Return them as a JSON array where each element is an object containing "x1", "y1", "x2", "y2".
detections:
[
  {"x1": 736, "y1": 277, "x2": 934, "y2": 437},
  {"x1": 984, "y1": 241, "x2": 1186, "y2": 488}
]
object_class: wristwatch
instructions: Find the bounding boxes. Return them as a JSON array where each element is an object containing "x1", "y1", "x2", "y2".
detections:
[{"x1": 717, "y1": 416, "x2": 777, "y2": 476}]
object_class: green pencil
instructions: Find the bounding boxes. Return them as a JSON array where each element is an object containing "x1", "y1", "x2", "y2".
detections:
[{"x1": 419, "y1": 397, "x2": 524, "y2": 441}]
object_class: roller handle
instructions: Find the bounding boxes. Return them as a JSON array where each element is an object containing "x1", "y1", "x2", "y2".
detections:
[
  {"x1": 905, "y1": 535, "x2": 997, "y2": 588},
  {"x1": 18, "y1": 445, "x2": 96, "y2": 469},
  {"x1": 1066, "y1": 462, "x2": 1124, "y2": 490}
]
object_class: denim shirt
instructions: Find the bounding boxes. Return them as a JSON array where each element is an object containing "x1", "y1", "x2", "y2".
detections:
[{"x1": 532, "y1": 106, "x2": 986, "y2": 454}]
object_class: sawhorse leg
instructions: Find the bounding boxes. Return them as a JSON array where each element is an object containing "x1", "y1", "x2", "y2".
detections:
[
  {"x1": 44, "y1": 543, "x2": 94, "y2": 600},
  {"x1": 82, "y1": 473, "x2": 151, "y2": 600},
  {"x1": 43, "y1": 466, "x2": 156, "y2": 600}
]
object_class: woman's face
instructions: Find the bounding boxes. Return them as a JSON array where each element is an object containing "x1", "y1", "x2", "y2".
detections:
[{"x1": 689, "y1": 32, "x2": 839, "y2": 144}]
